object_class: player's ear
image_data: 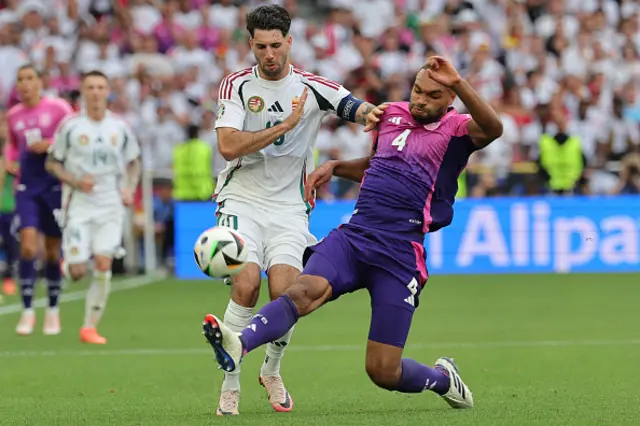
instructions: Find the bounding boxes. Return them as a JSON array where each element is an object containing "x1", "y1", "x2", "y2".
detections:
[
  {"x1": 287, "y1": 35, "x2": 292, "y2": 47},
  {"x1": 249, "y1": 37, "x2": 254, "y2": 49}
]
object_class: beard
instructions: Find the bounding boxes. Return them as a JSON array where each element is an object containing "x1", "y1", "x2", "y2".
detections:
[
  {"x1": 409, "y1": 103, "x2": 447, "y2": 124},
  {"x1": 260, "y1": 58, "x2": 286, "y2": 79}
]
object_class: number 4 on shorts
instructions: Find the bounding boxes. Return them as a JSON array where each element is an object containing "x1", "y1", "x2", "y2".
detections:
[{"x1": 391, "y1": 129, "x2": 411, "y2": 151}]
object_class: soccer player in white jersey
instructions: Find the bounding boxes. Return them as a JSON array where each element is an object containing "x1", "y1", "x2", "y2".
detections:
[
  {"x1": 210, "y1": 4, "x2": 385, "y2": 416},
  {"x1": 45, "y1": 70, "x2": 141, "y2": 345}
]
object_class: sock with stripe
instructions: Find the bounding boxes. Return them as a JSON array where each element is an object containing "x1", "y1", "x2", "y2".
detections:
[
  {"x1": 394, "y1": 358, "x2": 450, "y2": 394},
  {"x1": 221, "y1": 299, "x2": 254, "y2": 392},
  {"x1": 19, "y1": 258, "x2": 36, "y2": 309}
]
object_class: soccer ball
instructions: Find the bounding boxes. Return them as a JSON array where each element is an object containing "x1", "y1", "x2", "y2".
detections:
[{"x1": 194, "y1": 226, "x2": 248, "y2": 278}]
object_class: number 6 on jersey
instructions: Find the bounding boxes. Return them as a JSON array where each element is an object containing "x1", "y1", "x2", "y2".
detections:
[{"x1": 391, "y1": 129, "x2": 411, "y2": 151}]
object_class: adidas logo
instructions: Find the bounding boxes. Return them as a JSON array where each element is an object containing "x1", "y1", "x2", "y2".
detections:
[
  {"x1": 404, "y1": 295, "x2": 415, "y2": 307},
  {"x1": 268, "y1": 101, "x2": 284, "y2": 113}
]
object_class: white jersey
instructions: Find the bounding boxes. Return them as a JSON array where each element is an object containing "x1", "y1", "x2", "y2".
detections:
[
  {"x1": 214, "y1": 65, "x2": 352, "y2": 214},
  {"x1": 51, "y1": 111, "x2": 141, "y2": 210}
]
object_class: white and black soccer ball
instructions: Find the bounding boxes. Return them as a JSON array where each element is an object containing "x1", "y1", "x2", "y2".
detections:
[{"x1": 194, "y1": 226, "x2": 248, "y2": 278}]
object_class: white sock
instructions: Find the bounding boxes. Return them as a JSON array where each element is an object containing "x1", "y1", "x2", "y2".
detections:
[
  {"x1": 220, "y1": 299, "x2": 254, "y2": 392},
  {"x1": 83, "y1": 270, "x2": 111, "y2": 329},
  {"x1": 261, "y1": 326, "x2": 295, "y2": 377}
]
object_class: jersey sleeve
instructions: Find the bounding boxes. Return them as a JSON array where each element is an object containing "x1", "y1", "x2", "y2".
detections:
[
  {"x1": 214, "y1": 74, "x2": 247, "y2": 131},
  {"x1": 122, "y1": 122, "x2": 141, "y2": 162},
  {"x1": 300, "y1": 75, "x2": 351, "y2": 116},
  {"x1": 50, "y1": 115, "x2": 73, "y2": 162},
  {"x1": 4, "y1": 117, "x2": 19, "y2": 163}
]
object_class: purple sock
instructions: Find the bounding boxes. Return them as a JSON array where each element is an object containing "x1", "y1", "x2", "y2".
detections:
[
  {"x1": 395, "y1": 358, "x2": 450, "y2": 395},
  {"x1": 19, "y1": 258, "x2": 36, "y2": 309},
  {"x1": 239, "y1": 295, "x2": 300, "y2": 353},
  {"x1": 45, "y1": 262, "x2": 61, "y2": 308}
]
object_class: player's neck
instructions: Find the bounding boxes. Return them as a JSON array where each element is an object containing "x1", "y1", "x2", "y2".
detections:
[
  {"x1": 257, "y1": 62, "x2": 291, "y2": 81},
  {"x1": 22, "y1": 95, "x2": 42, "y2": 108},
  {"x1": 86, "y1": 107, "x2": 107, "y2": 122}
]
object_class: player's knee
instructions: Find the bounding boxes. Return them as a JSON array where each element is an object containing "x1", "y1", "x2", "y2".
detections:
[
  {"x1": 19, "y1": 243, "x2": 37, "y2": 260},
  {"x1": 94, "y1": 256, "x2": 112, "y2": 272},
  {"x1": 231, "y1": 277, "x2": 261, "y2": 307},
  {"x1": 365, "y1": 358, "x2": 402, "y2": 391},
  {"x1": 68, "y1": 264, "x2": 87, "y2": 281},
  {"x1": 284, "y1": 275, "x2": 331, "y2": 317}
]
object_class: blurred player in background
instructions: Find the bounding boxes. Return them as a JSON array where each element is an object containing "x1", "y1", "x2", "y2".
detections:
[
  {"x1": 46, "y1": 70, "x2": 141, "y2": 345},
  {"x1": 6, "y1": 65, "x2": 73, "y2": 335},
  {"x1": 203, "y1": 56, "x2": 503, "y2": 408},
  {"x1": 0, "y1": 134, "x2": 18, "y2": 300},
  {"x1": 211, "y1": 4, "x2": 385, "y2": 416}
]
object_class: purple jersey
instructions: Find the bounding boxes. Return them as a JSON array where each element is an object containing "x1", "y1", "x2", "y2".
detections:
[
  {"x1": 5, "y1": 97, "x2": 74, "y2": 193},
  {"x1": 348, "y1": 102, "x2": 476, "y2": 242}
]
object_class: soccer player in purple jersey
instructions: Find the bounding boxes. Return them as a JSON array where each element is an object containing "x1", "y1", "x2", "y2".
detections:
[
  {"x1": 201, "y1": 56, "x2": 503, "y2": 408},
  {"x1": 5, "y1": 65, "x2": 74, "y2": 336}
]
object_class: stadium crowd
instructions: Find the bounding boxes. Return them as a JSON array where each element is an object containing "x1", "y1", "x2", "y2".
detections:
[{"x1": 0, "y1": 0, "x2": 639, "y2": 268}]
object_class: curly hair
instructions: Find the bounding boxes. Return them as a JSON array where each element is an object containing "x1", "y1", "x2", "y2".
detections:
[{"x1": 246, "y1": 4, "x2": 291, "y2": 37}]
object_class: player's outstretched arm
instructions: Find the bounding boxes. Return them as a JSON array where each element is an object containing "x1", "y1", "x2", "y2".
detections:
[
  {"x1": 425, "y1": 56, "x2": 503, "y2": 148},
  {"x1": 303, "y1": 147, "x2": 375, "y2": 201},
  {"x1": 217, "y1": 88, "x2": 309, "y2": 161}
]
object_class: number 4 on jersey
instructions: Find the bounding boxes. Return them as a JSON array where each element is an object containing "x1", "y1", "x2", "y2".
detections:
[{"x1": 391, "y1": 129, "x2": 411, "y2": 151}]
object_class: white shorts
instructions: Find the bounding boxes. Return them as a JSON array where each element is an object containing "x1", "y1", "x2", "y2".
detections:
[
  {"x1": 216, "y1": 199, "x2": 316, "y2": 271},
  {"x1": 63, "y1": 204, "x2": 125, "y2": 264}
]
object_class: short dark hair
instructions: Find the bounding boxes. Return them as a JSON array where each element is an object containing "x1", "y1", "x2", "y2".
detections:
[
  {"x1": 246, "y1": 4, "x2": 291, "y2": 38},
  {"x1": 17, "y1": 64, "x2": 41, "y2": 78},
  {"x1": 81, "y1": 70, "x2": 109, "y2": 82}
]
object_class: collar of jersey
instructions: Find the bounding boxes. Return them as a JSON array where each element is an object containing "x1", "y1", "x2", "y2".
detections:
[{"x1": 254, "y1": 65, "x2": 294, "y2": 88}]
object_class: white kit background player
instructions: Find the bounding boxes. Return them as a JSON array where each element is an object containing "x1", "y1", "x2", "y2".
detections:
[
  {"x1": 210, "y1": 4, "x2": 385, "y2": 416},
  {"x1": 46, "y1": 70, "x2": 141, "y2": 345}
]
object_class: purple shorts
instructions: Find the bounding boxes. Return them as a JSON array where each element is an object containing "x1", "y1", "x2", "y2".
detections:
[
  {"x1": 15, "y1": 188, "x2": 62, "y2": 238},
  {"x1": 302, "y1": 224, "x2": 428, "y2": 348}
]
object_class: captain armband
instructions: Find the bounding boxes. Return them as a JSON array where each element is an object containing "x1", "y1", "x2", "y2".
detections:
[{"x1": 337, "y1": 94, "x2": 365, "y2": 123}]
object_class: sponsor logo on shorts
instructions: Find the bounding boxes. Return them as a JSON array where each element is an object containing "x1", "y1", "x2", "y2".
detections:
[{"x1": 247, "y1": 96, "x2": 265, "y2": 113}]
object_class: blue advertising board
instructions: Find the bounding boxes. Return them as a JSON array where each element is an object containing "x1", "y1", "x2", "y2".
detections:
[{"x1": 175, "y1": 196, "x2": 640, "y2": 279}]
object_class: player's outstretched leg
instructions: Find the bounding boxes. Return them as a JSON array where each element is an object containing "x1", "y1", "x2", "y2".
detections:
[
  {"x1": 16, "y1": 228, "x2": 39, "y2": 335},
  {"x1": 43, "y1": 237, "x2": 63, "y2": 335},
  {"x1": 202, "y1": 274, "x2": 331, "y2": 378},
  {"x1": 215, "y1": 263, "x2": 261, "y2": 416}
]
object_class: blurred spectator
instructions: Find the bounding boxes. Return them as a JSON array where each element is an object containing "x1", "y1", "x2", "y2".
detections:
[{"x1": 0, "y1": 0, "x2": 637, "y2": 207}]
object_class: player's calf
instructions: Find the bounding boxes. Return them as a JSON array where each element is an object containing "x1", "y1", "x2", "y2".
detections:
[{"x1": 283, "y1": 275, "x2": 332, "y2": 316}]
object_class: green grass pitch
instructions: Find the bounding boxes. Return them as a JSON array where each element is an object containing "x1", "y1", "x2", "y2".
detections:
[{"x1": 1, "y1": 273, "x2": 640, "y2": 425}]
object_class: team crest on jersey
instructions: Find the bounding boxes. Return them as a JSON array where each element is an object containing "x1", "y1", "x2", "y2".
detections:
[
  {"x1": 69, "y1": 247, "x2": 79, "y2": 256},
  {"x1": 217, "y1": 103, "x2": 225, "y2": 120},
  {"x1": 79, "y1": 135, "x2": 89, "y2": 145},
  {"x1": 111, "y1": 134, "x2": 118, "y2": 146},
  {"x1": 292, "y1": 96, "x2": 300, "y2": 110},
  {"x1": 247, "y1": 96, "x2": 265, "y2": 113}
]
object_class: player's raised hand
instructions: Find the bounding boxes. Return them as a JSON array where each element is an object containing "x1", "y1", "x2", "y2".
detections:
[
  {"x1": 283, "y1": 87, "x2": 309, "y2": 131},
  {"x1": 425, "y1": 56, "x2": 462, "y2": 89},
  {"x1": 363, "y1": 103, "x2": 389, "y2": 132},
  {"x1": 75, "y1": 174, "x2": 95, "y2": 193},
  {"x1": 304, "y1": 161, "x2": 335, "y2": 202}
]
